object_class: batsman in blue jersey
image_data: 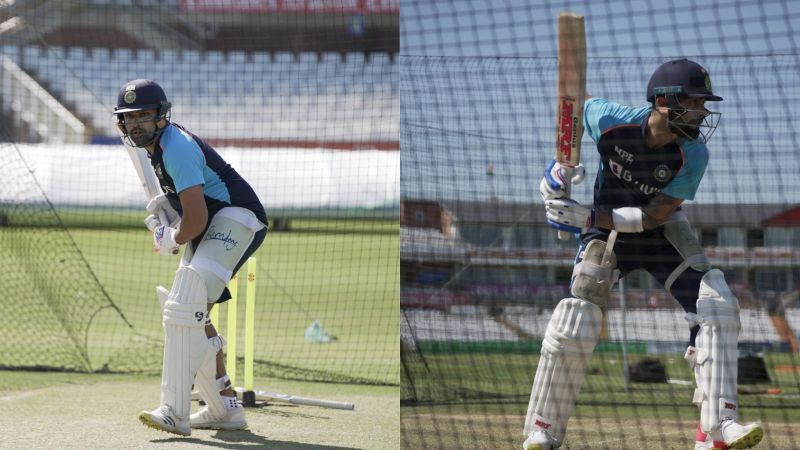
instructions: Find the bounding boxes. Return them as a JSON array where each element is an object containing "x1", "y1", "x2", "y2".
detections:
[
  {"x1": 523, "y1": 60, "x2": 764, "y2": 450},
  {"x1": 114, "y1": 79, "x2": 267, "y2": 436}
]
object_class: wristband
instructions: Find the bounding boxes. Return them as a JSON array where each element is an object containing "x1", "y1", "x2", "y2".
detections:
[{"x1": 612, "y1": 207, "x2": 644, "y2": 233}]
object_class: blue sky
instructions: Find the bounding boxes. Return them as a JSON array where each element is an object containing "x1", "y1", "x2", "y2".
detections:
[{"x1": 400, "y1": 0, "x2": 800, "y2": 205}]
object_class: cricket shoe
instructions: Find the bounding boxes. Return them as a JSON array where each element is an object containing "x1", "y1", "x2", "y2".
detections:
[
  {"x1": 522, "y1": 429, "x2": 558, "y2": 450},
  {"x1": 696, "y1": 420, "x2": 764, "y2": 450},
  {"x1": 695, "y1": 423, "x2": 728, "y2": 450},
  {"x1": 138, "y1": 405, "x2": 190, "y2": 436},
  {"x1": 719, "y1": 419, "x2": 763, "y2": 449},
  {"x1": 190, "y1": 400, "x2": 247, "y2": 430}
]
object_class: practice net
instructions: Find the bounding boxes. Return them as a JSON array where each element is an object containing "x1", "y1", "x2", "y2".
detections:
[
  {"x1": 0, "y1": 1, "x2": 399, "y2": 386},
  {"x1": 401, "y1": 0, "x2": 800, "y2": 448}
]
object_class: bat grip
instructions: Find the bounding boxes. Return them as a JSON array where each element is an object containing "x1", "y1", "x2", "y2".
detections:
[
  {"x1": 557, "y1": 175, "x2": 573, "y2": 241},
  {"x1": 156, "y1": 210, "x2": 169, "y2": 227}
]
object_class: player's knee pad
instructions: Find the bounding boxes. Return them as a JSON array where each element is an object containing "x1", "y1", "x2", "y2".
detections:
[
  {"x1": 571, "y1": 239, "x2": 618, "y2": 307},
  {"x1": 685, "y1": 269, "x2": 741, "y2": 432},
  {"x1": 663, "y1": 211, "x2": 711, "y2": 293},
  {"x1": 524, "y1": 297, "x2": 602, "y2": 443},
  {"x1": 161, "y1": 266, "x2": 211, "y2": 419},
  {"x1": 187, "y1": 207, "x2": 266, "y2": 302}
]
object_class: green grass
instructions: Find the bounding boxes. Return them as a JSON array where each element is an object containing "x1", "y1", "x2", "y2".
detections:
[
  {"x1": 1, "y1": 219, "x2": 399, "y2": 385},
  {"x1": 0, "y1": 370, "x2": 399, "y2": 449},
  {"x1": 401, "y1": 351, "x2": 800, "y2": 449}
]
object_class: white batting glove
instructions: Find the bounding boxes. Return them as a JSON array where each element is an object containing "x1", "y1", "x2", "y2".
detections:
[
  {"x1": 539, "y1": 159, "x2": 586, "y2": 201},
  {"x1": 144, "y1": 214, "x2": 161, "y2": 232},
  {"x1": 545, "y1": 198, "x2": 595, "y2": 235},
  {"x1": 153, "y1": 225, "x2": 180, "y2": 256},
  {"x1": 146, "y1": 194, "x2": 180, "y2": 227}
]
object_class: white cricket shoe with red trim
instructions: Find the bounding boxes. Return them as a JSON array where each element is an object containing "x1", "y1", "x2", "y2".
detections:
[{"x1": 695, "y1": 420, "x2": 764, "y2": 449}]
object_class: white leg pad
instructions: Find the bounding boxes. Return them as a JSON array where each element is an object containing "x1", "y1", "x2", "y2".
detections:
[
  {"x1": 161, "y1": 267, "x2": 211, "y2": 420},
  {"x1": 524, "y1": 297, "x2": 603, "y2": 444},
  {"x1": 686, "y1": 269, "x2": 741, "y2": 433},
  {"x1": 156, "y1": 285, "x2": 169, "y2": 310},
  {"x1": 194, "y1": 335, "x2": 228, "y2": 419}
]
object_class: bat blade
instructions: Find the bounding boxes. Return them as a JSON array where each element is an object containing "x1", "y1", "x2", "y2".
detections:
[
  {"x1": 124, "y1": 144, "x2": 169, "y2": 226},
  {"x1": 125, "y1": 146, "x2": 162, "y2": 200},
  {"x1": 555, "y1": 12, "x2": 587, "y2": 240}
]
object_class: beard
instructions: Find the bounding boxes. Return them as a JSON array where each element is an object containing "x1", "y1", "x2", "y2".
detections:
[
  {"x1": 668, "y1": 110, "x2": 703, "y2": 140},
  {"x1": 129, "y1": 128, "x2": 154, "y2": 147}
]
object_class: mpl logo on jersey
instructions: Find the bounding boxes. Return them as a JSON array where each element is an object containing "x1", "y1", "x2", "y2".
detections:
[{"x1": 608, "y1": 159, "x2": 624, "y2": 178}]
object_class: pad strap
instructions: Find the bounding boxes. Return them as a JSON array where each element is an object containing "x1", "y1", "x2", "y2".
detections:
[
  {"x1": 191, "y1": 256, "x2": 232, "y2": 285},
  {"x1": 215, "y1": 374, "x2": 232, "y2": 392},
  {"x1": 665, "y1": 254, "x2": 710, "y2": 293},
  {"x1": 216, "y1": 207, "x2": 266, "y2": 231}
]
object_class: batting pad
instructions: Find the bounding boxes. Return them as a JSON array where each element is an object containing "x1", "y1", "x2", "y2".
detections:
[
  {"x1": 188, "y1": 207, "x2": 266, "y2": 302},
  {"x1": 161, "y1": 266, "x2": 211, "y2": 420},
  {"x1": 194, "y1": 335, "x2": 227, "y2": 418},
  {"x1": 689, "y1": 269, "x2": 741, "y2": 433},
  {"x1": 524, "y1": 297, "x2": 603, "y2": 443}
]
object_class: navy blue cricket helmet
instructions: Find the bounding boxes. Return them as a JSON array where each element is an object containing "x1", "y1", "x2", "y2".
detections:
[{"x1": 113, "y1": 79, "x2": 171, "y2": 147}]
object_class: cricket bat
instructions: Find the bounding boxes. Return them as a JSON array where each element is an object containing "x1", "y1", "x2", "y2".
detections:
[
  {"x1": 554, "y1": 12, "x2": 587, "y2": 240},
  {"x1": 234, "y1": 386, "x2": 355, "y2": 410},
  {"x1": 124, "y1": 144, "x2": 176, "y2": 253}
]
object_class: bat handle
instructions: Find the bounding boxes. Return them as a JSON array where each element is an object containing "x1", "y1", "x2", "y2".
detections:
[
  {"x1": 156, "y1": 210, "x2": 169, "y2": 227},
  {"x1": 557, "y1": 177, "x2": 573, "y2": 241},
  {"x1": 290, "y1": 396, "x2": 355, "y2": 410}
]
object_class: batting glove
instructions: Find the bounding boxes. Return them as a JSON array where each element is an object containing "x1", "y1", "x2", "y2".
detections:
[
  {"x1": 146, "y1": 194, "x2": 181, "y2": 227},
  {"x1": 545, "y1": 198, "x2": 595, "y2": 234},
  {"x1": 153, "y1": 225, "x2": 180, "y2": 256},
  {"x1": 539, "y1": 159, "x2": 586, "y2": 201}
]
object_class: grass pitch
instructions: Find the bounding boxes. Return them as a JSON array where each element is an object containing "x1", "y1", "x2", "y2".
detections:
[
  {"x1": 0, "y1": 370, "x2": 399, "y2": 449},
  {"x1": 401, "y1": 352, "x2": 800, "y2": 449},
  {"x1": 2, "y1": 218, "x2": 399, "y2": 384}
]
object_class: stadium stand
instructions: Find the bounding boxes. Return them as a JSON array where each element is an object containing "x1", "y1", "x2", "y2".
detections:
[{"x1": 1, "y1": 46, "x2": 397, "y2": 146}]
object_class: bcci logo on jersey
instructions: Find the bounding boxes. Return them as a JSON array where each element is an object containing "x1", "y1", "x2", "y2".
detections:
[{"x1": 653, "y1": 164, "x2": 672, "y2": 182}]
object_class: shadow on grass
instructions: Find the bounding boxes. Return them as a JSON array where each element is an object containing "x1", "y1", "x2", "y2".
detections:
[{"x1": 153, "y1": 428, "x2": 358, "y2": 449}]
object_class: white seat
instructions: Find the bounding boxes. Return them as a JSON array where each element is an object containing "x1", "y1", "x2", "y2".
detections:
[
  {"x1": 206, "y1": 50, "x2": 224, "y2": 65},
  {"x1": 320, "y1": 52, "x2": 342, "y2": 65},
  {"x1": 273, "y1": 52, "x2": 294, "y2": 63},
  {"x1": 228, "y1": 51, "x2": 247, "y2": 64},
  {"x1": 181, "y1": 49, "x2": 200, "y2": 64},
  {"x1": 252, "y1": 51, "x2": 270, "y2": 66},
  {"x1": 112, "y1": 48, "x2": 132, "y2": 62},
  {"x1": 137, "y1": 48, "x2": 156, "y2": 62},
  {"x1": 158, "y1": 49, "x2": 178, "y2": 63},
  {"x1": 345, "y1": 52, "x2": 366, "y2": 65},
  {"x1": 91, "y1": 47, "x2": 111, "y2": 60}
]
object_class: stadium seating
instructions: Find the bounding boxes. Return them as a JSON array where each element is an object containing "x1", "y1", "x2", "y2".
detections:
[{"x1": 5, "y1": 46, "x2": 398, "y2": 144}]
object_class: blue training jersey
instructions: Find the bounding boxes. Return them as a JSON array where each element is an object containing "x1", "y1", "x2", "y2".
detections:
[
  {"x1": 583, "y1": 97, "x2": 708, "y2": 210},
  {"x1": 149, "y1": 123, "x2": 267, "y2": 225}
]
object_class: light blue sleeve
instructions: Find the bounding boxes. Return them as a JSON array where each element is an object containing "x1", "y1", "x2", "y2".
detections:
[
  {"x1": 583, "y1": 98, "x2": 651, "y2": 143},
  {"x1": 661, "y1": 141, "x2": 708, "y2": 200},
  {"x1": 162, "y1": 127, "x2": 205, "y2": 194}
]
